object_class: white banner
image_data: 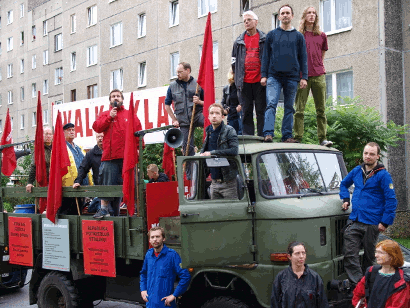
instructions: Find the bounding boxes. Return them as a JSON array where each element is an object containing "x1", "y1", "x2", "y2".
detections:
[{"x1": 52, "y1": 86, "x2": 171, "y2": 149}]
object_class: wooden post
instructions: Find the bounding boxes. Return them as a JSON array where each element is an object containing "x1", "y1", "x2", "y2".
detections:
[{"x1": 75, "y1": 197, "x2": 81, "y2": 216}]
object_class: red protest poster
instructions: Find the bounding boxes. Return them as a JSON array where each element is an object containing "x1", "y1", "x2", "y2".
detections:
[
  {"x1": 8, "y1": 217, "x2": 33, "y2": 266},
  {"x1": 82, "y1": 220, "x2": 116, "y2": 277},
  {"x1": 146, "y1": 181, "x2": 180, "y2": 230}
]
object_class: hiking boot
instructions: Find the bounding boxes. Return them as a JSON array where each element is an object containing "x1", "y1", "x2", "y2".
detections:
[
  {"x1": 320, "y1": 140, "x2": 334, "y2": 147},
  {"x1": 264, "y1": 135, "x2": 273, "y2": 143},
  {"x1": 283, "y1": 138, "x2": 300, "y2": 143},
  {"x1": 93, "y1": 209, "x2": 110, "y2": 219}
]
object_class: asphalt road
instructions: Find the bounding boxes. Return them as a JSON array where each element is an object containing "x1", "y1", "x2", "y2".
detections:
[{"x1": 0, "y1": 270, "x2": 143, "y2": 308}]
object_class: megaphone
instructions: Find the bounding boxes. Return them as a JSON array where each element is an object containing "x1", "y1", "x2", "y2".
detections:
[
  {"x1": 15, "y1": 148, "x2": 31, "y2": 160},
  {"x1": 164, "y1": 128, "x2": 183, "y2": 149}
]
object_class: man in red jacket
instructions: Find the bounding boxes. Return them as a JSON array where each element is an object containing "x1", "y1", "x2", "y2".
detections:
[{"x1": 92, "y1": 89, "x2": 142, "y2": 218}]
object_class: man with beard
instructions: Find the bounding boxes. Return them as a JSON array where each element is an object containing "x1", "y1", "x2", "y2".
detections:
[
  {"x1": 140, "y1": 227, "x2": 190, "y2": 308},
  {"x1": 340, "y1": 142, "x2": 397, "y2": 289}
]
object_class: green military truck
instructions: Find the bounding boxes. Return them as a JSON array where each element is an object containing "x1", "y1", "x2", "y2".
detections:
[{"x1": 0, "y1": 134, "x2": 407, "y2": 307}]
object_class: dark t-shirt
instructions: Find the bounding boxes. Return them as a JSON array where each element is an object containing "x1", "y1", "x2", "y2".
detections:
[
  {"x1": 368, "y1": 271, "x2": 395, "y2": 308},
  {"x1": 304, "y1": 31, "x2": 328, "y2": 77},
  {"x1": 244, "y1": 32, "x2": 261, "y2": 83}
]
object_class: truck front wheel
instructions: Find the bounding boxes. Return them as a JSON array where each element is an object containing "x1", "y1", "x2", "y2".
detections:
[
  {"x1": 37, "y1": 272, "x2": 79, "y2": 308},
  {"x1": 201, "y1": 296, "x2": 250, "y2": 308}
]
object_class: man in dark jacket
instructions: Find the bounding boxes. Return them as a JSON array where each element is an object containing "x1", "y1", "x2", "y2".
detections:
[
  {"x1": 271, "y1": 241, "x2": 328, "y2": 308},
  {"x1": 92, "y1": 89, "x2": 142, "y2": 218},
  {"x1": 340, "y1": 142, "x2": 397, "y2": 287},
  {"x1": 200, "y1": 104, "x2": 239, "y2": 199},
  {"x1": 147, "y1": 164, "x2": 170, "y2": 183},
  {"x1": 261, "y1": 4, "x2": 308, "y2": 143},
  {"x1": 232, "y1": 11, "x2": 266, "y2": 137},
  {"x1": 165, "y1": 62, "x2": 204, "y2": 157},
  {"x1": 26, "y1": 126, "x2": 53, "y2": 192}
]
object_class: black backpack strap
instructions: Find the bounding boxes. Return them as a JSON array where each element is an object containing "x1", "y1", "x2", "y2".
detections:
[{"x1": 365, "y1": 265, "x2": 380, "y2": 299}]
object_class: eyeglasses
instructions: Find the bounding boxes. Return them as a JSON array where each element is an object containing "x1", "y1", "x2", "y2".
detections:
[
  {"x1": 243, "y1": 18, "x2": 255, "y2": 23},
  {"x1": 375, "y1": 250, "x2": 388, "y2": 255}
]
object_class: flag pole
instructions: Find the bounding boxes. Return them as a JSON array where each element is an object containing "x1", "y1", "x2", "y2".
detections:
[
  {"x1": 184, "y1": 84, "x2": 200, "y2": 156},
  {"x1": 172, "y1": 148, "x2": 176, "y2": 181}
]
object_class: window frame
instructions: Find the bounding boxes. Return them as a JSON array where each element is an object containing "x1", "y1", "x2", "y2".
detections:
[
  {"x1": 325, "y1": 69, "x2": 354, "y2": 104},
  {"x1": 7, "y1": 64, "x2": 13, "y2": 78},
  {"x1": 20, "y1": 87, "x2": 24, "y2": 101},
  {"x1": 20, "y1": 59, "x2": 24, "y2": 74},
  {"x1": 7, "y1": 10, "x2": 13, "y2": 25},
  {"x1": 43, "y1": 50, "x2": 49, "y2": 65},
  {"x1": 110, "y1": 68, "x2": 123, "y2": 91},
  {"x1": 32, "y1": 54, "x2": 37, "y2": 70},
  {"x1": 43, "y1": 110, "x2": 49, "y2": 124},
  {"x1": 170, "y1": 52, "x2": 179, "y2": 79},
  {"x1": 20, "y1": 114, "x2": 25, "y2": 130},
  {"x1": 199, "y1": 41, "x2": 219, "y2": 69},
  {"x1": 87, "y1": 84, "x2": 98, "y2": 99},
  {"x1": 169, "y1": 0, "x2": 179, "y2": 27},
  {"x1": 70, "y1": 14, "x2": 76, "y2": 33},
  {"x1": 20, "y1": 4, "x2": 24, "y2": 18},
  {"x1": 70, "y1": 52, "x2": 76, "y2": 71},
  {"x1": 43, "y1": 20, "x2": 48, "y2": 36},
  {"x1": 86, "y1": 45, "x2": 98, "y2": 67},
  {"x1": 197, "y1": 0, "x2": 217, "y2": 18},
  {"x1": 320, "y1": 0, "x2": 352, "y2": 35},
  {"x1": 20, "y1": 31, "x2": 24, "y2": 46},
  {"x1": 110, "y1": 22, "x2": 123, "y2": 47},
  {"x1": 138, "y1": 61, "x2": 147, "y2": 87},
  {"x1": 87, "y1": 5, "x2": 97, "y2": 27},
  {"x1": 8, "y1": 91, "x2": 13, "y2": 104},
  {"x1": 43, "y1": 79, "x2": 49, "y2": 95},
  {"x1": 138, "y1": 13, "x2": 146, "y2": 38},
  {"x1": 32, "y1": 112, "x2": 37, "y2": 127},
  {"x1": 32, "y1": 83, "x2": 37, "y2": 98},
  {"x1": 7, "y1": 37, "x2": 13, "y2": 52},
  {"x1": 55, "y1": 33, "x2": 63, "y2": 52},
  {"x1": 55, "y1": 67, "x2": 63, "y2": 85},
  {"x1": 32, "y1": 25, "x2": 36, "y2": 40}
]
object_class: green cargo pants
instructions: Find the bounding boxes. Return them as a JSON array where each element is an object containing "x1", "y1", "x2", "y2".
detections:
[{"x1": 294, "y1": 74, "x2": 327, "y2": 143}]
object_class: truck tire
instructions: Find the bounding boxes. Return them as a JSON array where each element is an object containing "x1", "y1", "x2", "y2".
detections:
[
  {"x1": 37, "y1": 272, "x2": 79, "y2": 308},
  {"x1": 201, "y1": 296, "x2": 250, "y2": 308}
]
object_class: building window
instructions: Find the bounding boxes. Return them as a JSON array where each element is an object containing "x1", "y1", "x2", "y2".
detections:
[
  {"x1": 71, "y1": 89, "x2": 77, "y2": 102},
  {"x1": 20, "y1": 31, "x2": 24, "y2": 45},
  {"x1": 7, "y1": 10, "x2": 13, "y2": 25},
  {"x1": 110, "y1": 69, "x2": 123, "y2": 91},
  {"x1": 170, "y1": 52, "x2": 179, "y2": 79},
  {"x1": 32, "y1": 25, "x2": 36, "y2": 40},
  {"x1": 199, "y1": 41, "x2": 219, "y2": 69},
  {"x1": 43, "y1": 110, "x2": 49, "y2": 124},
  {"x1": 0, "y1": 42, "x2": 2, "y2": 54},
  {"x1": 70, "y1": 14, "x2": 76, "y2": 33},
  {"x1": 43, "y1": 80, "x2": 49, "y2": 95},
  {"x1": 7, "y1": 37, "x2": 13, "y2": 51},
  {"x1": 8, "y1": 91, "x2": 13, "y2": 104},
  {"x1": 55, "y1": 33, "x2": 63, "y2": 51},
  {"x1": 0, "y1": 68, "x2": 2, "y2": 81},
  {"x1": 32, "y1": 112, "x2": 36, "y2": 127},
  {"x1": 43, "y1": 20, "x2": 48, "y2": 36},
  {"x1": 241, "y1": 0, "x2": 250, "y2": 14},
  {"x1": 70, "y1": 52, "x2": 76, "y2": 71},
  {"x1": 55, "y1": 67, "x2": 63, "y2": 85},
  {"x1": 87, "y1": 45, "x2": 98, "y2": 66},
  {"x1": 138, "y1": 14, "x2": 146, "y2": 38},
  {"x1": 272, "y1": 13, "x2": 281, "y2": 29},
  {"x1": 43, "y1": 50, "x2": 49, "y2": 65},
  {"x1": 32, "y1": 83, "x2": 37, "y2": 98},
  {"x1": 325, "y1": 70, "x2": 353, "y2": 102},
  {"x1": 20, "y1": 59, "x2": 24, "y2": 74},
  {"x1": 169, "y1": 1, "x2": 179, "y2": 27},
  {"x1": 0, "y1": 120, "x2": 2, "y2": 133},
  {"x1": 87, "y1": 5, "x2": 97, "y2": 26},
  {"x1": 87, "y1": 84, "x2": 98, "y2": 99},
  {"x1": 20, "y1": 4, "x2": 24, "y2": 18},
  {"x1": 20, "y1": 87, "x2": 24, "y2": 101},
  {"x1": 20, "y1": 115, "x2": 25, "y2": 129},
  {"x1": 198, "y1": 0, "x2": 217, "y2": 17},
  {"x1": 138, "y1": 62, "x2": 147, "y2": 87},
  {"x1": 321, "y1": 0, "x2": 352, "y2": 34},
  {"x1": 110, "y1": 22, "x2": 123, "y2": 47},
  {"x1": 7, "y1": 64, "x2": 13, "y2": 78},
  {"x1": 55, "y1": 100, "x2": 63, "y2": 105},
  {"x1": 32, "y1": 55, "x2": 37, "y2": 69}
]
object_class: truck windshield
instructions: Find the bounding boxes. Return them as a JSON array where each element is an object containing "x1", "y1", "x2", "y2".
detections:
[{"x1": 257, "y1": 152, "x2": 343, "y2": 198}]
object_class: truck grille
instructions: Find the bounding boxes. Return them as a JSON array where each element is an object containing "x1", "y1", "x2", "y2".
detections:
[{"x1": 334, "y1": 217, "x2": 348, "y2": 256}]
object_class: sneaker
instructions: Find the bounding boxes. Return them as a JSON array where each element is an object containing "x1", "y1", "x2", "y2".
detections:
[
  {"x1": 264, "y1": 135, "x2": 273, "y2": 143},
  {"x1": 93, "y1": 209, "x2": 110, "y2": 219},
  {"x1": 283, "y1": 138, "x2": 300, "y2": 143},
  {"x1": 320, "y1": 140, "x2": 334, "y2": 147}
]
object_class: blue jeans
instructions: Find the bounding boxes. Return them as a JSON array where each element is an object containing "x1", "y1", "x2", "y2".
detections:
[{"x1": 263, "y1": 76, "x2": 298, "y2": 141}]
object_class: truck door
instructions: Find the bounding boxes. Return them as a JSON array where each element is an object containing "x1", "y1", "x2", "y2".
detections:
[{"x1": 178, "y1": 156, "x2": 254, "y2": 267}]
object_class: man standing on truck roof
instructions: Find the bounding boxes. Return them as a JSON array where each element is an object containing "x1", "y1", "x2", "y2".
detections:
[
  {"x1": 200, "y1": 103, "x2": 239, "y2": 199},
  {"x1": 261, "y1": 4, "x2": 308, "y2": 143},
  {"x1": 271, "y1": 241, "x2": 329, "y2": 308},
  {"x1": 92, "y1": 89, "x2": 142, "y2": 218},
  {"x1": 140, "y1": 226, "x2": 191, "y2": 308},
  {"x1": 340, "y1": 142, "x2": 398, "y2": 288},
  {"x1": 231, "y1": 10, "x2": 266, "y2": 137},
  {"x1": 165, "y1": 62, "x2": 204, "y2": 157},
  {"x1": 26, "y1": 126, "x2": 53, "y2": 193}
]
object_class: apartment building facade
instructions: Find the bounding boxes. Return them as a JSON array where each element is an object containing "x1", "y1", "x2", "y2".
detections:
[{"x1": 0, "y1": 0, "x2": 409, "y2": 209}]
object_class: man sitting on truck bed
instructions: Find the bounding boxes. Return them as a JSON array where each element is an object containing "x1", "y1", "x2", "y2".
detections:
[
  {"x1": 340, "y1": 142, "x2": 398, "y2": 289},
  {"x1": 140, "y1": 226, "x2": 191, "y2": 308},
  {"x1": 200, "y1": 103, "x2": 239, "y2": 199}
]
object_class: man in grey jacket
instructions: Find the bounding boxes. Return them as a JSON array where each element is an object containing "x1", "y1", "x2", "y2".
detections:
[
  {"x1": 200, "y1": 104, "x2": 239, "y2": 199},
  {"x1": 232, "y1": 11, "x2": 266, "y2": 137},
  {"x1": 165, "y1": 62, "x2": 204, "y2": 157}
]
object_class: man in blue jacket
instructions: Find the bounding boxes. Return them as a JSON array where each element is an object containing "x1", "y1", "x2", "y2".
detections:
[
  {"x1": 261, "y1": 4, "x2": 308, "y2": 143},
  {"x1": 140, "y1": 227, "x2": 191, "y2": 307},
  {"x1": 340, "y1": 142, "x2": 397, "y2": 287}
]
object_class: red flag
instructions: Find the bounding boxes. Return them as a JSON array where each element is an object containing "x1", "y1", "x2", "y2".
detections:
[
  {"x1": 1, "y1": 109, "x2": 17, "y2": 176},
  {"x1": 162, "y1": 143, "x2": 175, "y2": 181},
  {"x1": 122, "y1": 93, "x2": 138, "y2": 216},
  {"x1": 46, "y1": 112, "x2": 70, "y2": 223},
  {"x1": 197, "y1": 12, "x2": 215, "y2": 136},
  {"x1": 35, "y1": 92, "x2": 48, "y2": 213}
]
